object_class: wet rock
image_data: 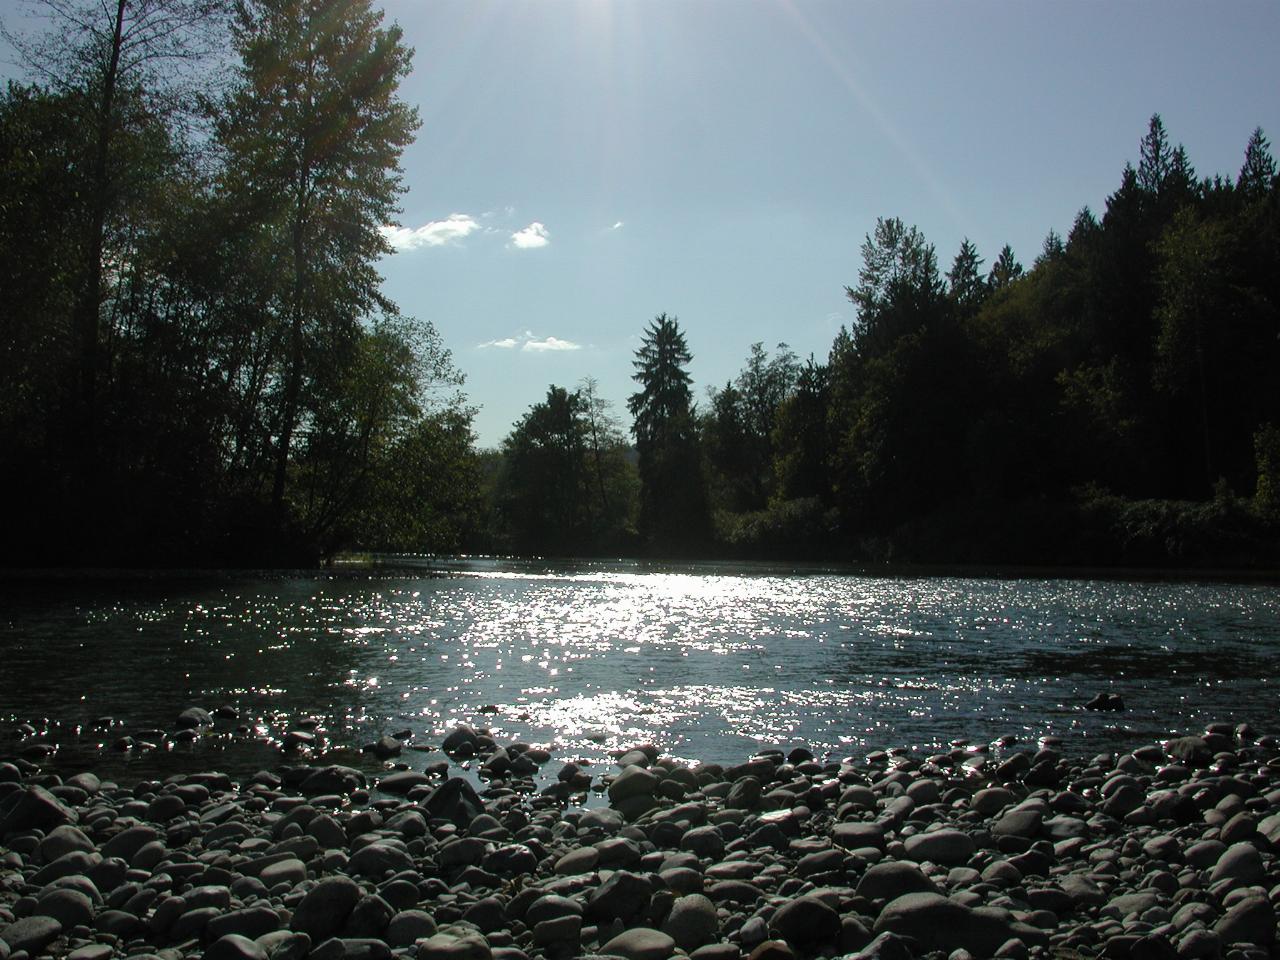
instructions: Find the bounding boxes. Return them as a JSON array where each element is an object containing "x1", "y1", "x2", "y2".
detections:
[
  {"x1": 422, "y1": 778, "x2": 484, "y2": 827},
  {"x1": 1209, "y1": 842, "x2": 1265, "y2": 885},
  {"x1": 0, "y1": 785, "x2": 77, "y2": 836},
  {"x1": 873, "y1": 892, "x2": 1045, "y2": 957},
  {"x1": 34, "y1": 889, "x2": 93, "y2": 930},
  {"x1": 177, "y1": 707, "x2": 214, "y2": 728},
  {"x1": 608, "y1": 766, "x2": 659, "y2": 804}
]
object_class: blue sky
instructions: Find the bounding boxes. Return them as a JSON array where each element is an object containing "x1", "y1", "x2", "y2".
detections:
[
  {"x1": 6, "y1": 1, "x2": 1279, "y2": 448},
  {"x1": 377, "y1": 0, "x2": 1279, "y2": 447}
]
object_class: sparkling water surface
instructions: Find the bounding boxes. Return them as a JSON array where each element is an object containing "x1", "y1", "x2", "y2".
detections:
[{"x1": 1, "y1": 559, "x2": 1278, "y2": 781}]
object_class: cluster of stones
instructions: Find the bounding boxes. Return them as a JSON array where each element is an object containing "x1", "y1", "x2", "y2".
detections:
[{"x1": 2, "y1": 720, "x2": 1279, "y2": 960}]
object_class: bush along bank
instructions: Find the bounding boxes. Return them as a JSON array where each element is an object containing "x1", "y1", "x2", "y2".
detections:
[{"x1": 1, "y1": 722, "x2": 1279, "y2": 960}]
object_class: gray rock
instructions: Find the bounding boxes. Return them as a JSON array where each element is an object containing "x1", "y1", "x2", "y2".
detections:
[
  {"x1": 554, "y1": 845, "x2": 599, "y2": 875},
  {"x1": 854, "y1": 861, "x2": 938, "y2": 902},
  {"x1": 681, "y1": 826, "x2": 725, "y2": 860},
  {"x1": 1214, "y1": 896, "x2": 1274, "y2": 946},
  {"x1": 178, "y1": 707, "x2": 214, "y2": 728},
  {"x1": 902, "y1": 829, "x2": 975, "y2": 866},
  {"x1": 347, "y1": 842, "x2": 414, "y2": 878},
  {"x1": 1164, "y1": 736, "x2": 1212, "y2": 767},
  {"x1": 873, "y1": 893, "x2": 1046, "y2": 956},
  {"x1": 259, "y1": 858, "x2": 307, "y2": 888},
  {"x1": 100, "y1": 825, "x2": 159, "y2": 863},
  {"x1": 39, "y1": 825, "x2": 94, "y2": 863},
  {"x1": 587, "y1": 871, "x2": 652, "y2": 924},
  {"x1": 532, "y1": 916, "x2": 581, "y2": 949},
  {"x1": 376, "y1": 771, "x2": 431, "y2": 795},
  {"x1": 34, "y1": 889, "x2": 93, "y2": 929},
  {"x1": 1, "y1": 916, "x2": 62, "y2": 954},
  {"x1": 205, "y1": 934, "x2": 268, "y2": 960},
  {"x1": 415, "y1": 933, "x2": 491, "y2": 960},
  {"x1": 769, "y1": 896, "x2": 841, "y2": 950},
  {"x1": 608, "y1": 766, "x2": 659, "y2": 804},
  {"x1": 292, "y1": 877, "x2": 362, "y2": 942},
  {"x1": 525, "y1": 895, "x2": 583, "y2": 928},
  {"x1": 257, "y1": 931, "x2": 311, "y2": 960},
  {"x1": 992, "y1": 809, "x2": 1042, "y2": 839},
  {"x1": 661, "y1": 894, "x2": 718, "y2": 952},
  {"x1": 0, "y1": 786, "x2": 77, "y2": 836},
  {"x1": 421, "y1": 778, "x2": 484, "y2": 828},
  {"x1": 600, "y1": 928, "x2": 676, "y2": 960},
  {"x1": 1209, "y1": 842, "x2": 1264, "y2": 885},
  {"x1": 207, "y1": 907, "x2": 282, "y2": 943},
  {"x1": 386, "y1": 912, "x2": 438, "y2": 948},
  {"x1": 833, "y1": 822, "x2": 886, "y2": 851}
]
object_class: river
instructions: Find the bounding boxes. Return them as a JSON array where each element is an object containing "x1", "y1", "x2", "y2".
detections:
[{"x1": 1, "y1": 560, "x2": 1277, "y2": 782}]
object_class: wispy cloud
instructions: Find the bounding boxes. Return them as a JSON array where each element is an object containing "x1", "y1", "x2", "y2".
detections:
[
  {"x1": 511, "y1": 222, "x2": 550, "y2": 249},
  {"x1": 478, "y1": 330, "x2": 581, "y2": 352},
  {"x1": 610, "y1": 221, "x2": 624, "y2": 231},
  {"x1": 381, "y1": 213, "x2": 479, "y2": 251}
]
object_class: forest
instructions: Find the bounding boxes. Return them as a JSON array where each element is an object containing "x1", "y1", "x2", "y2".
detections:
[{"x1": 2, "y1": 0, "x2": 1278, "y2": 567}]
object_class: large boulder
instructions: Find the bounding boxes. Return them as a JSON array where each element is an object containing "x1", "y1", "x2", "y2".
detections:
[{"x1": 873, "y1": 892, "x2": 1046, "y2": 956}]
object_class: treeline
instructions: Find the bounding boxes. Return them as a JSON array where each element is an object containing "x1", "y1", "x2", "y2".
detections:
[
  {"x1": 3, "y1": 4, "x2": 1277, "y2": 573},
  {"x1": 1, "y1": 0, "x2": 481, "y2": 565},
  {"x1": 482, "y1": 117, "x2": 1280, "y2": 567}
]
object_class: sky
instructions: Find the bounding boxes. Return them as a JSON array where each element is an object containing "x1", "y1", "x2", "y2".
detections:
[{"x1": 6, "y1": 1, "x2": 1280, "y2": 448}]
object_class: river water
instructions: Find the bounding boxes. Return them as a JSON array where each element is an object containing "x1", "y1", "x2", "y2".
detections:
[{"x1": 1, "y1": 560, "x2": 1278, "y2": 781}]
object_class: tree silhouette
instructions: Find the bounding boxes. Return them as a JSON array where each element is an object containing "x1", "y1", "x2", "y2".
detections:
[{"x1": 629, "y1": 314, "x2": 708, "y2": 550}]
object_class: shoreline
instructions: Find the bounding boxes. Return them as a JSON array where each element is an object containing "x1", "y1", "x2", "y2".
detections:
[{"x1": 2, "y1": 720, "x2": 1278, "y2": 960}]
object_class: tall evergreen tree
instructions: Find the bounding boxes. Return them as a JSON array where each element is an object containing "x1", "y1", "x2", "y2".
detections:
[
  {"x1": 947, "y1": 238, "x2": 986, "y2": 315},
  {"x1": 1238, "y1": 127, "x2": 1277, "y2": 196},
  {"x1": 987, "y1": 244, "x2": 1024, "y2": 290},
  {"x1": 628, "y1": 314, "x2": 708, "y2": 550}
]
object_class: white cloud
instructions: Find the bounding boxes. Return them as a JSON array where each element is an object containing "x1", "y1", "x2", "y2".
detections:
[
  {"x1": 381, "y1": 213, "x2": 479, "y2": 250},
  {"x1": 511, "y1": 222, "x2": 550, "y2": 249},
  {"x1": 477, "y1": 331, "x2": 581, "y2": 352},
  {"x1": 610, "y1": 221, "x2": 624, "y2": 231},
  {"x1": 523, "y1": 336, "x2": 580, "y2": 352}
]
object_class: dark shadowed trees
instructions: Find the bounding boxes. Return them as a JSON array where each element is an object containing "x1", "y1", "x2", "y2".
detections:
[
  {"x1": 629, "y1": 314, "x2": 709, "y2": 551},
  {"x1": 219, "y1": 0, "x2": 419, "y2": 518}
]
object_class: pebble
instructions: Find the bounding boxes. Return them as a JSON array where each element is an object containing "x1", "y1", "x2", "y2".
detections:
[{"x1": 0, "y1": 719, "x2": 1276, "y2": 960}]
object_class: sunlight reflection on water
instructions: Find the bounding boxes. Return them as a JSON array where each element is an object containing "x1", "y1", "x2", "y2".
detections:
[{"x1": 1, "y1": 564, "x2": 1278, "y2": 774}]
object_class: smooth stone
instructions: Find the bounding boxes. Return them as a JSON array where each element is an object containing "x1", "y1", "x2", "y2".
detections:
[
  {"x1": 600, "y1": 928, "x2": 676, "y2": 960},
  {"x1": 386, "y1": 912, "x2": 437, "y2": 948},
  {"x1": 100, "y1": 826, "x2": 159, "y2": 863},
  {"x1": 903, "y1": 829, "x2": 975, "y2": 866},
  {"x1": 554, "y1": 845, "x2": 599, "y2": 875},
  {"x1": 0, "y1": 786, "x2": 78, "y2": 836},
  {"x1": 259, "y1": 859, "x2": 307, "y2": 889},
  {"x1": 532, "y1": 916, "x2": 581, "y2": 949},
  {"x1": 873, "y1": 893, "x2": 1046, "y2": 956},
  {"x1": 661, "y1": 894, "x2": 718, "y2": 952},
  {"x1": 832, "y1": 822, "x2": 886, "y2": 851},
  {"x1": 992, "y1": 809, "x2": 1042, "y2": 839},
  {"x1": 415, "y1": 933, "x2": 491, "y2": 960},
  {"x1": 38, "y1": 826, "x2": 94, "y2": 863},
  {"x1": 347, "y1": 843, "x2": 414, "y2": 878},
  {"x1": 1209, "y1": 842, "x2": 1264, "y2": 885},
  {"x1": 1214, "y1": 896, "x2": 1274, "y2": 946},
  {"x1": 769, "y1": 896, "x2": 841, "y2": 950},
  {"x1": 34, "y1": 889, "x2": 93, "y2": 930},
  {"x1": 291, "y1": 877, "x2": 362, "y2": 942},
  {"x1": 206, "y1": 907, "x2": 282, "y2": 943},
  {"x1": 854, "y1": 861, "x2": 938, "y2": 901},
  {"x1": 205, "y1": 935, "x2": 268, "y2": 960},
  {"x1": 1, "y1": 916, "x2": 62, "y2": 954},
  {"x1": 608, "y1": 766, "x2": 659, "y2": 804}
]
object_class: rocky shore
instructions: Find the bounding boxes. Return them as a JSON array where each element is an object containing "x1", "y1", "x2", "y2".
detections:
[{"x1": 2, "y1": 719, "x2": 1279, "y2": 960}]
